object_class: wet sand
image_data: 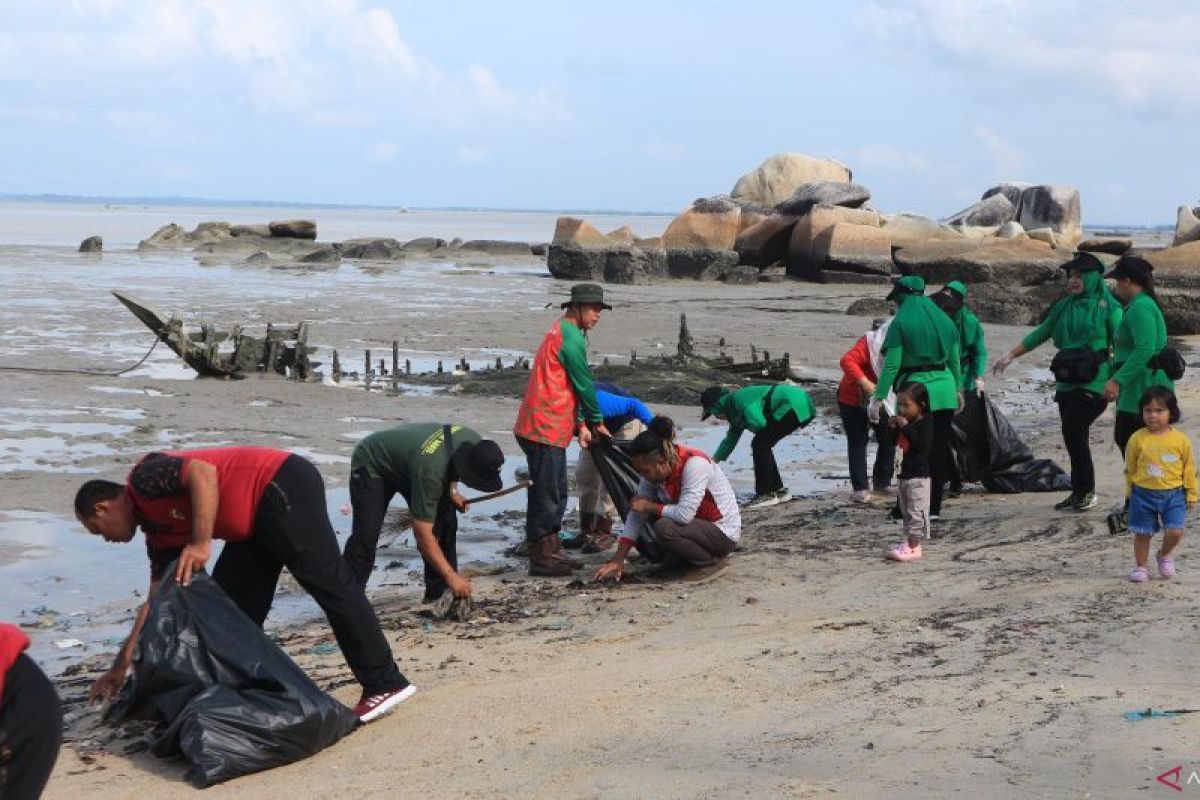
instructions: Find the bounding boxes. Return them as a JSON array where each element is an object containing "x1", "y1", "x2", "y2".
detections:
[{"x1": 4, "y1": 248, "x2": 1198, "y2": 796}]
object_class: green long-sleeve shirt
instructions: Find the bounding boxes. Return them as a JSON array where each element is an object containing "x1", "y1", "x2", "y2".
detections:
[
  {"x1": 710, "y1": 385, "x2": 815, "y2": 462},
  {"x1": 1112, "y1": 292, "x2": 1172, "y2": 414},
  {"x1": 954, "y1": 308, "x2": 987, "y2": 390},
  {"x1": 873, "y1": 295, "x2": 962, "y2": 412},
  {"x1": 558, "y1": 320, "x2": 602, "y2": 423},
  {"x1": 1020, "y1": 276, "x2": 1121, "y2": 396}
]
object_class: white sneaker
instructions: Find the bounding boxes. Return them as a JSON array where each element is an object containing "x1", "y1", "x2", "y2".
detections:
[
  {"x1": 744, "y1": 491, "x2": 784, "y2": 509},
  {"x1": 851, "y1": 490, "x2": 873, "y2": 504}
]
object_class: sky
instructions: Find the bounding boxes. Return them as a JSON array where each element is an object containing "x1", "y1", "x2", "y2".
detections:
[{"x1": 0, "y1": 0, "x2": 1197, "y2": 224}]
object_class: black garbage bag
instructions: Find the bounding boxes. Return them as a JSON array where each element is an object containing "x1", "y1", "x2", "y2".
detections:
[
  {"x1": 951, "y1": 391, "x2": 1071, "y2": 493},
  {"x1": 589, "y1": 436, "x2": 655, "y2": 548},
  {"x1": 107, "y1": 566, "x2": 358, "y2": 787}
]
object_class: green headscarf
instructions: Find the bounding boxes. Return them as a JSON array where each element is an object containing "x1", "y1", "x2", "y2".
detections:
[{"x1": 1050, "y1": 268, "x2": 1119, "y2": 350}]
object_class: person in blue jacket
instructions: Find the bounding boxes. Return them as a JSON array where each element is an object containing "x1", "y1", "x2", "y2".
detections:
[{"x1": 563, "y1": 381, "x2": 654, "y2": 553}]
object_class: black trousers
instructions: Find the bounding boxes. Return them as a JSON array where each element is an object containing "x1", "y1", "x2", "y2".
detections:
[
  {"x1": 212, "y1": 455, "x2": 407, "y2": 696},
  {"x1": 751, "y1": 411, "x2": 804, "y2": 495},
  {"x1": 517, "y1": 436, "x2": 568, "y2": 542},
  {"x1": 0, "y1": 654, "x2": 62, "y2": 800},
  {"x1": 344, "y1": 469, "x2": 459, "y2": 602},
  {"x1": 838, "y1": 403, "x2": 896, "y2": 491},
  {"x1": 1114, "y1": 410, "x2": 1144, "y2": 457},
  {"x1": 929, "y1": 409, "x2": 954, "y2": 516},
  {"x1": 1056, "y1": 389, "x2": 1108, "y2": 496}
]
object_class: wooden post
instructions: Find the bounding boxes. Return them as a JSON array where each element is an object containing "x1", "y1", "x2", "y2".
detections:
[
  {"x1": 379, "y1": 358, "x2": 385, "y2": 376},
  {"x1": 332, "y1": 349, "x2": 342, "y2": 383},
  {"x1": 364, "y1": 349, "x2": 371, "y2": 385},
  {"x1": 406, "y1": 358, "x2": 411, "y2": 376},
  {"x1": 392, "y1": 341, "x2": 399, "y2": 377},
  {"x1": 750, "y1": 344, "x2": 757, "y2": 362},
  {"x1": 437, "y1": 360, "x2": 444, "y2": 373}
]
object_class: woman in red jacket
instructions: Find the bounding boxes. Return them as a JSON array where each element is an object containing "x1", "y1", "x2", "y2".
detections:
[
  {"x1": 0, "y1": 623, "x2": 62, "y2": 799},
  {"x1": 838, "y1": 318, "x2": 897, "y2": 502}
]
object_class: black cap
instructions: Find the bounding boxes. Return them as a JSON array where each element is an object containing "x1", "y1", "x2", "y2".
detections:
[
  {"x1": 1105, "y1": 254, "x2": 1154, "y2": 283},
  {"x1": 451, "y1": 439, "x2": 504, "y2": 493},
  {"x1": 1060, "y1": 251, "x2": 1106, "y2": 273},
  {"x1": 561, "y1": 283, "x2": 612, "y2": 310},
  {"x1": 699, "y1": 385, "x2": 728, "y2": 420}
]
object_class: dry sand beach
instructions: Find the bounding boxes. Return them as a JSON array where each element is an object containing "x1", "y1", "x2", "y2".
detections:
[{"x1": 2, "y1": 209, "x2": 1197, "y2": 798}]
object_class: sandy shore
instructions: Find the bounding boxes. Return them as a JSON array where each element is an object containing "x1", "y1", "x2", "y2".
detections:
[{"x1": 11, "y1": 276, "x2": 1200, "y2": 797}]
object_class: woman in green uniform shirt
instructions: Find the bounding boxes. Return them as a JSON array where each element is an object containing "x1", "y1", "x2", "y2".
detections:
[
  {"x1": 868, "y1": 275, "x2": 962, "y2": 519},
  {"x1": 1104, "y1": 254, "x2": 1173, "y2": 454},
  {"x1": 700, "y1": 383, "x2": 816, "y2": 508},
  {"x1": 992, "y1": 252, "x2": 1122, "y2": 511}
]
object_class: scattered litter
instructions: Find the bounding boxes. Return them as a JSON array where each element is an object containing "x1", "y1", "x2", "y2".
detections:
[
  {"x1": 1123, "y1": 708, "x2": 1200, "y2": 721},
  {"x1": 310, "y1": 643, "x2": 340, "y2": 656},
  {"x1": 53, "y1": 638, "x2": 85, "y2": 649}
]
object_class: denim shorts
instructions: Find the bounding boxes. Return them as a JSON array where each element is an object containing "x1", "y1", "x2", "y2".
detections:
[{"x1": 1128, "y1": 485, "x2": 1187, "y2": 535}]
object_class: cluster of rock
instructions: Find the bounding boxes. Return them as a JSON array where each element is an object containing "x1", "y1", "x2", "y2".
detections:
[
  {"x1": 134, "y1": 220, "x2": 546, "y2": 267},
  {"x1": 547, "y1": 152, "x2": 1083, "y2": 289}
]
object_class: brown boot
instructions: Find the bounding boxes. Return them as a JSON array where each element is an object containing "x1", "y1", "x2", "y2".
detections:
[
  {"x1": 582, "y1": 516, "x2": 616, "y2": 553},
  {"x1": 546, "y1": 532, "x2": 583, "y2": 570},
  {"x1": 528, "y1": 535, "x2": 573, "y2": 577},
  {"x1": 560, "y1": 512, "x2": 595, "y2": 550}
]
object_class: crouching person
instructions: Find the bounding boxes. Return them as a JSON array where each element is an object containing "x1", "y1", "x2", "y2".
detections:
[
  {"x1": 74, "y1": 447, "x2": 414, "y2": 723},
  {"x1": 595, "y1": 417, "x2": 741, "y2": 583}
]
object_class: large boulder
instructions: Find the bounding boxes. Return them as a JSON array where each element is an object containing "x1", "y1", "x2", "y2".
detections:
[
  {"x1": 1078, "y1": 237, "x2": 1132, "y2": 255},
  {"x1": 604, "y1": 247, "x2": 668, "y2": 284},
  {"x1": 552, "y1": 217, "x2": 612, "y2": 247},
  {"x1": 731, "y1": 153, "x2": 852, "y2": 207},
  {"x1": 79, "y1": 235, "x2": 102, "y2": 253},
  {"x1": 982, "y1": 182, "x2": 1032, "y2": 208},
  {"x1": 231, "y1": 224, "x2": 272, "y2": 238},
  {"x1": 946, "y1": 193, "x2": 1016, "y2": 228},
  {"x1": 1146, "y1": 241, "x2": 1200, "y2": 289},
  {"x1": 1014, "y1": 186, "x2": 1082, "y2": 247},
  {"x1": 775, "y1": 181, "x2": 871, "y2": 216},
  {"x1": 788, "y1": 205, "x2": 880, "y2": 278},
  {"x1": 1158, "y1": 291, "x2": 1200, "y2": 335},
  {"x1": 190, "y1": 222, "x2": 233, "y2": 244},
  {"x1": 547, "y1": 244, "x2": 607, "y2": 280},
  {"x1": 401, "y1": 237, "x2": 447, "y2": 252},
  {"x1": 734, "y1": 214, "x2": 799, "y2": 268},
  {"x1": 814, "y1": 222, "x2": 893, "y2": 275},
  {"x1": 723, "y1": 265, "x2": 760, "y2": 285},
  {"x1": 458, "y1": 240, "x2": 534, "y2": 256},
  {"x1": 138, "y1": 223, "x2": 188, "y2": 250},
  {"x1": 1173, "y1": 206, "x2": 1200, "y2": 247},
  {"x1": 892, "y1": 239, "x2": 1070, "y2": 286},
  {"x1": 268, "y1": 219, "x2": 317, "y2": 240},
  {"x1": 666, "y1": 248, "x2": 739, "y2": 280},
  {"x1": 881, "y1": 213, "x2": 964, "y2": 244},
  {"x1": 661, "y1": 203, "x2": 743, "y2": 250},
  {"x1": 340, "y1": 238, "x2": 404, "y2": 260},
  {"x1": 607, "y1": 226, "x2": 636, "y2": 244},
  {"x1": 299, "y1": 246, "x2": 341, "y2": 265},
  {"x1": 997, "y1": 221, "x2": 1027, "y2": 239}
]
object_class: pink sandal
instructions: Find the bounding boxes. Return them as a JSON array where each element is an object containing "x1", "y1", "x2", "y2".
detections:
[
  {"x1": 1157, "y1": 556, "x2": 1176, "y2": 579},
  {"x1": 1128, "y1": 566, "x2": 1149, "y2": 583},
  {"x1": 887, "y1": 542, "x2": 923, "y2": 562}
]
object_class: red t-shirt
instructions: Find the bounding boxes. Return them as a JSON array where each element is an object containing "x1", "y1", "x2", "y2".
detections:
[
  {"x1": 837, "y1": 336, "x2": 878, "y2": 407},
  {"x1": 0, "y1": 622, "x2": 30, "y2": 699},
  {"x1": 127, "y1": 447, "x2": 291, "y2": 577}
]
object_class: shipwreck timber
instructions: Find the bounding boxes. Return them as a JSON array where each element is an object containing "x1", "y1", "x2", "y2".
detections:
[{"x1": 112, "y1": 291, "x2": 319, "y2": 380}]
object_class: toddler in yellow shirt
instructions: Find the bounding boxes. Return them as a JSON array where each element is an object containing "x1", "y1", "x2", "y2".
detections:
[{"x1": 1125, "y1": 388, "x2": 1197, "y2": 582}]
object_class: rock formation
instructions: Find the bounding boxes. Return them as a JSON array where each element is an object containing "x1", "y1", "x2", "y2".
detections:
[{"x1": 730, "y1": 153, "x2": 852, "y2": 206}]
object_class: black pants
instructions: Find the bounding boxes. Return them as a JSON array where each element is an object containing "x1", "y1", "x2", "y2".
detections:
[
  {"x1": 838, "y1": 403, "x2": 895, "y2": 491},
  {"x1": 344, "y1": 469, "x2": 458, "y2": 602},
  {"x1": 517, "y1": 436, "x2": 568, "y2": 542},
  {"x1": 929, "y1": 409, "x2": 954, "y2": 516},
  {"x1": 0, "y1": 654, "x2": 62, "y2": 800},
  {"x1": 752, "y1": 411, "x2": 805, "y2": 495},
  {"x1": 1114, "y1": 410, "x2": 1144, "y2": 457},
  {"x1": 1056, "y1": 389, "x2": 1108, "y2": 495},
  {"x1": 212, "y1": 455, "x2": 407, "y2": 696}
]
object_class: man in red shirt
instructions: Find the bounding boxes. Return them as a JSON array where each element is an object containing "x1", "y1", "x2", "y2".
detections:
[
  {"x1": 74, "y1": 447, "x2": 413, "y2": 723},
  {"x1": 0, "y1": 623, "x2": 61, "y2": 799}
]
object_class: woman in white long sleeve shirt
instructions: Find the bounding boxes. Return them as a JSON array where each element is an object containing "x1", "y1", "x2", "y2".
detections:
[{"x1": 595, "y1": 416, "x2": 741, "y2": 583}]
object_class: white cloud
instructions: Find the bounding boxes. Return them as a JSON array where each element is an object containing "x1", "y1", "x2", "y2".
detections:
[
  {"x1": 973, "y1": 124, "x2": 1029, "y2": 179},
  {"x1": 859, "y1": 1, "x2": 1200, "y2": 116},
  {"x1": 455, "y1": 145, "x2": 489, "y2": 164},
  {"x1": 0, "y1": 0, "x2": 571, "y2": 128},
  {"x1": 850, "y1": 143, "x2": 928, "y2": 172}
]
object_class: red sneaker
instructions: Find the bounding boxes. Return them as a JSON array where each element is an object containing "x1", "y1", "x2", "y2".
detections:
[{"x1": 354, "y1": 683, "x2": 416, "y2": 723}]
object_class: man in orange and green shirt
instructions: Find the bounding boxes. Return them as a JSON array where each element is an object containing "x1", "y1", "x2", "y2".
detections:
[{"x1": 514, "y1": 283, "x2": 612, "y2": 576}]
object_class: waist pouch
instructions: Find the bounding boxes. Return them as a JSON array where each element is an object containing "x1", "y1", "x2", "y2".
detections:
[
  {"x1": 1149, "y1": 347, "x2": 1186, "y2": 381},
  {"x1": 1050, "y1": 348, "x2": 1103, "y2": 384}
]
